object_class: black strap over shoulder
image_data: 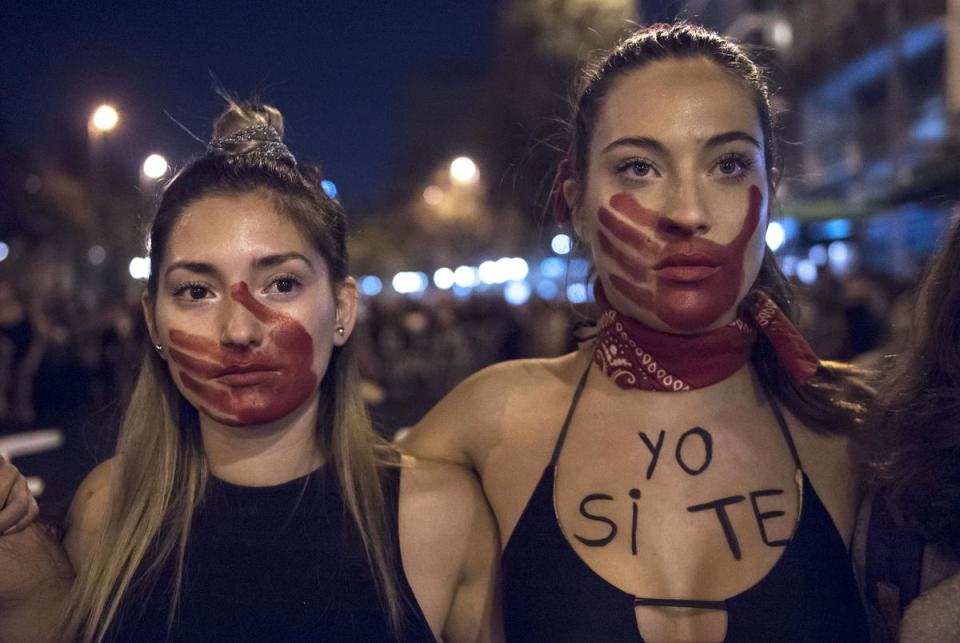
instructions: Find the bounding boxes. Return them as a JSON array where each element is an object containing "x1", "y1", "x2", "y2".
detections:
[{"x1": 864, "y1": 487, "x2": 926, "y2": 636}]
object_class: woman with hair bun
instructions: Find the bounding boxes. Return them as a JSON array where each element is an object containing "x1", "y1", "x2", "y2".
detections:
[
  {"x1": 405, "y1": 22, "x2": 872, "y2": 641},
  {"x1": 1, "y1": 100, "x2": 500, "y2": 643}
]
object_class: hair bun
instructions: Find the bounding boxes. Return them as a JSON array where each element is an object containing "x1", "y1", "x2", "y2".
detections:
[
  {"x1": 208, "y1": 99, "x2": 296, "y2": 165},
  {"x1": 212, "y1": 100, "x2": 285, "y2": 140}
]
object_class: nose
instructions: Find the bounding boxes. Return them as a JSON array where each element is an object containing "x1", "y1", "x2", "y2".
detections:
[
  {"x1": 658, "y1": 176, "x2": 711, "y2": 237},
  {"x1": 219, "y1": 295, "x2": 263, "y2": 349}
]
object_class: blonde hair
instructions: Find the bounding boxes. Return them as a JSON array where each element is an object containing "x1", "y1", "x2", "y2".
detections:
[{"x1": 63, "y1": 100, "x2": 406, "y2": 641}]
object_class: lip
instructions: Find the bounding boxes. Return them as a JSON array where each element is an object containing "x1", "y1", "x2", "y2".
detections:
[
  {"x1": 653, "y1": 253, "x2": 722, "y2": 283},
  {"x1": 215, "y1": 367, "x2": 281, "y2": 386}
]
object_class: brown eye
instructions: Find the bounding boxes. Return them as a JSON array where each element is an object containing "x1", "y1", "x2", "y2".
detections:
[
  {"x1": 276, "y1": 278, "x2": 295, "y2": 293},
  {"x1": 631, "y1": 161, "x2": 653, "y2": 177},
  {"x1": 189, "y1": 285, "x2": 209, "y2": 300}
]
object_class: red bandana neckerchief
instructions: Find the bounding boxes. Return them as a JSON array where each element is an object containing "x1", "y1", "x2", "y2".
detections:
[{"x1": 593, "y1": 283, "x2": 819, "y2": 392}]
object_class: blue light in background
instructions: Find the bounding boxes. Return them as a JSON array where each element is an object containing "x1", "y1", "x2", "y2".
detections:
[
  {"x1": 359, "y1": 275, "x2": 382, "y2": 296},
  {"x1": 321, "y1": 180, "x2": 338, "y2": 199},
  {"x1": 567, "y1": 283, "x2": 588, "y2": 304},
  {"x1": 536, "y1": 280, "x2": 560, "y2": 300},
  {"x1": 807, "y1": 218, "x2": 852, "y2": 241},
  {"x1": 539, "y1": 257, "x2": 566, "y2": 279},
  {"x1": 504, "y1": 280, "x2": 532, "y2": 305},
  {"x1": 568, "y1": 258, "x2": 590, "y2": 281}
]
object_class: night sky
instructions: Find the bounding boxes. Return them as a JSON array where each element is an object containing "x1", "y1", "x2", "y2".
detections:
[{"x1": 1, "y1": 1, "x2": 501, "y2": 207}]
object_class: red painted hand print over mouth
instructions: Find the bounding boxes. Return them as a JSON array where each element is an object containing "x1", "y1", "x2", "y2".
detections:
[
  {"x1": 166, "y1": 282, "x2": 319, "y2": 426},
  {"x1": 596, "y1": 186, "x2": 763, "y2": 332}
]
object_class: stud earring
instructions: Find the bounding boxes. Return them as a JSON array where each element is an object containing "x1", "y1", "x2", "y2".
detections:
[
  {"x1": 154, "y1": 343, "x2": 163, "y2": 354},
  {"x1": 336, "y1": 327, "x2": 345, "y2": 335}
]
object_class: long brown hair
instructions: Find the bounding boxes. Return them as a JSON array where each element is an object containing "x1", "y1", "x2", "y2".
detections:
[
  {"x1": 63, "y1": 100, "x2": 405, "y2": 641},
  {"x1": 564, "y1": 22, "x2": 871, "y2": 433},
  {"x1": 863, "y1": 215, "x2": 960, "y2": 556}
]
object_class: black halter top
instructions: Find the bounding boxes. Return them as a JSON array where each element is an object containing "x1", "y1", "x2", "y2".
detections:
[
  {"x1": 502, "y1": 365, "x2": 869, "y2": 642},
  {"x1": 106, "y1": 463, "x2": 435, "y2": 642}
]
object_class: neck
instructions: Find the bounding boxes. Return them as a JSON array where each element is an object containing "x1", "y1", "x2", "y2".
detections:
[{"x1": 199, "y1": 394, "x2": 324, "y2": 486}]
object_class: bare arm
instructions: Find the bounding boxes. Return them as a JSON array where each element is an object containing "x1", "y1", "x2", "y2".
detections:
[
  {"x1": 0, "y1": 524, "x2": 74, "y2": 643},
  {"x1": 62, "y1": 459, "x2": 116, "y2": 575},
  {"x1": 0, "y1": 456, "x2": 38, "y2": 535},
  {"x1": 399, "y1": 458, "x2": 503, "y2": 642}
]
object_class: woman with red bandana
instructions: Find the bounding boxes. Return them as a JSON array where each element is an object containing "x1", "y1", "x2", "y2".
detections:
[
  {"x1": 405, "y1": 23, "x2": 872, "y2": 641},
  {"x1": 0, "y1": 101, "x2": 499, "y2": 643}
]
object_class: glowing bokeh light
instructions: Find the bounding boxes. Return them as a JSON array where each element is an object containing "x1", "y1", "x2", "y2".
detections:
[
  {"x1": 808, "y1": 244, "x2": 828, "y2": 266},
  {"x1": 359, "y1": 275, "x2": 383, "y2": 296},
  {"x1": 142, "y1": 154, "x2": 169, "y2": 179},
  {"x1": 128, "y1": 257, "x2": 150, "y2": 280},
  {"x1": 321, "y1": 180, "x2": 338, "y2": 199},
  {"x1": 567, "y1": 283, "x2": 588, "y2": 304},
  {"x1": 765, "y1": 221, "x2": 786, "y2": 252},
  {"x1": 454, "y1": 265, "x2": 478, "y2": 288},
  {"x1": 449, "y1": 156, "x2": 479, "y2": 184},
  {"x1": 433, "y1": 267, "x2": 455, "y2": 290},
  {"x1": 504, "y1": 281, "x2": 532, "y2": 306},
  {"x1": 423, "y1": 185, "x2": 444, "y2": 205},
  {"x1": 0, "y1": 242, "x2": 9, "y2": 263},
  {"x1": 796, "y1": 259, "x2": 818, "y2": 285},
  {"x1": 392, "y1": 272, "x2": 428, "y2": 294},
  {"x1": 551, "y1": 233, "x2": 572, "y2": 255},
  {"x1": 92, "y1": 104, "x2": 119, "y2": 131},
  {"x1": 88, "y1": 245, "x2": 106, "y2": 265},
  {"x1": 536, "y1": 280, "x2": 560, "y2": 300}
]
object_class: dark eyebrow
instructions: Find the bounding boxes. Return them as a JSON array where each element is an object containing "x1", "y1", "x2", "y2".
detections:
[
  {"x1": 164, "y1": 253, "x2": 315, "y2": 280},
  {"x1": 705, "y1": 131, "x2": 762, "y2": 150},
  {"x1": 600, "y1": 136, "x2": 667, "y2": 155},
  {"x1": 165, "y1": 261, "x2": 217, "y2": 279},
  {"x1": 252, "y1": 252, "x2": 315, "y2": 271}
]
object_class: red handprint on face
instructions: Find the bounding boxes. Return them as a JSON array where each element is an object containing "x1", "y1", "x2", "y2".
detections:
[
  {"x1": 166, "y1": 282, "x2": 319, "y2": 426},
  {"x1": 596, "y1": 185, "x2": 762, "y2": 331}
]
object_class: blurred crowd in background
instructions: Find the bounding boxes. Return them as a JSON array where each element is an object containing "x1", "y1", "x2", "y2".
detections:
[{"x1": 4, "y1": 0, "x2": 960, "y2": 520}]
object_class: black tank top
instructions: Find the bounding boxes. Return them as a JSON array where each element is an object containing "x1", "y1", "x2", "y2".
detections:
[
  {"x1": 503, "y1": 365, "x2": 869, "y2": 642},
  {"x1": 107, "y1": 463, "x2": 435, "y2": 642}
]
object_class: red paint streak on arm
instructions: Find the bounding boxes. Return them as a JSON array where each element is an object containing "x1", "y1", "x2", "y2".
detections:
[
  {"x1": 230, "y1": 281, "x2": 286, "y2": 324},
  {"x1": 597, "y1": 230, "x2": 649, "y2": 282}
]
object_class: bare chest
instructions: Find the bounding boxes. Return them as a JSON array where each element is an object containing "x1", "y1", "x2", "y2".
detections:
[{"x1": 553, "y1": 394, "x2": 803, "y2": 601}]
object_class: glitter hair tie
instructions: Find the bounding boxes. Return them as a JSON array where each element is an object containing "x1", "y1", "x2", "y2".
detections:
[{"x1": 209, "y1": 124, "x2": 296, "y2": 164}]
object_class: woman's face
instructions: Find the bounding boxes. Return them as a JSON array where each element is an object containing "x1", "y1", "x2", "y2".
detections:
[
  {"x1": 146, "y1": 192, "x2": 356, "y2": 427},
  {"x1": 568, "y1": 57, "x2": 770, "y2": 333}
]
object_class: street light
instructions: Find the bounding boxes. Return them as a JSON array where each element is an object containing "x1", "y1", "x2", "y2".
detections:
[
  {"x1": 449, "y1": 156, "x2": 479, "y2": 185},
  {"x1": 142, "y1": 153, "x2": 169, "y2": 179},
  {"x1": 91, "y1": 104, "x2": 119, "y2": 132}
]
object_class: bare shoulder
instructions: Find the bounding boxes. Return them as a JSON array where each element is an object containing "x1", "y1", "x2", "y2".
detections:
[
  {"x1": 398, "y1": 455, "x2": 492, "y2": 538},
  {"x1": 786, "y1": 414, "x2": 860, "y2": 544},
  {"x1": 402, "y1": 351, "x2": 587, "y2": 467},
  {"x1": 63, "y1": 457, "x2": 120, "y2": 567}
]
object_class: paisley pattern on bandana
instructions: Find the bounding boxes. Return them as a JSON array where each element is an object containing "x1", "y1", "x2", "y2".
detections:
[{"x1": 593, "y1": 283, "x2": 819, "y2": 392}]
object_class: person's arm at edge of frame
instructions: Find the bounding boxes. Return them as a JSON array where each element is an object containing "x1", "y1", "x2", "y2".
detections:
[
  {"x1": 399, "y1": 456, "x2": 503, "y2": 643},
  {"x1": 0, "y1": 455, "x2": 39, "y2": 535}
]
